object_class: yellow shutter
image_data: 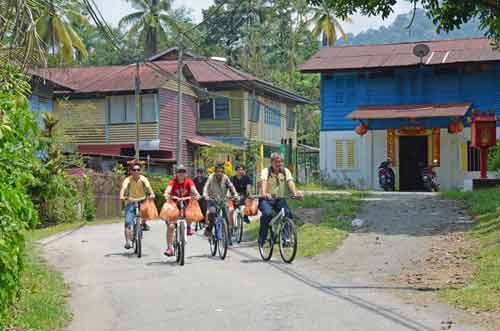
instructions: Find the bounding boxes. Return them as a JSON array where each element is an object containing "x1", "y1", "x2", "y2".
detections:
[
  {"x1": 347, "y1": 140, "x2": 355, "y2": 169},
  {"x1": 336, "y1": 140, "x2": 343, "y2": 169},
  {"x1": 459, "y1": 142, "x2": 468, "y2": 171}
]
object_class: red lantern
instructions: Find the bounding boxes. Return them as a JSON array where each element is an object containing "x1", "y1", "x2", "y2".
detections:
[
  {"x1": 355, "y1": 124, "x2": 368, "y2": 136},
  {"x1": 448, "y1": 120, "x2": 464, "y2": 134}
]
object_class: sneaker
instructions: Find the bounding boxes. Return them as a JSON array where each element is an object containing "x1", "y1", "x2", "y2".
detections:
[
  {"x1": 204, "y1": 228, "x2": 211, "y2": 237},
  {"x1": 124, "y1": 242, "x2": 132, "y2": 250},
  {"x1": 187, "y1": 226, "x2": 194, "y2": 236},
  {"x1": 142, "y1": 223, "x2": 150, "y2": 231},
  {"x1": 163, "y1": 247, "x2": 175, "y2": 257}
]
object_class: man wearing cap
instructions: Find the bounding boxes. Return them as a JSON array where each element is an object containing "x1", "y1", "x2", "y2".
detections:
[
  {"x1": 163, "y1": 165, "x2": 200, "y2": 256},
  {"x1": 119, "y1": 164, "x2": 155, "y2": 250}
]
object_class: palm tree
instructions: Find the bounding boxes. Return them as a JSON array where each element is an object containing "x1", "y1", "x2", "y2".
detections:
[
  {"x1": 119, "y1": 0, "x2": 177, "y2": 57},
  {"x1": 308, "y1": 0, "x2": 351, "y2": 47},
  {"x1": 36, "y1": 0, "x2": 89, "y2": 64}
]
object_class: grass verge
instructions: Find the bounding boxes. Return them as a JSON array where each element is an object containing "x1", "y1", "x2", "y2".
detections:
[
  {"x1": 2, "y1": 218, "x2": 120, "y2": 331},
  {"x1": 244, "y1": 193, "x2": 364, "y2": 257},
  {"x1": 441, "y1": 189, "x2": 500, "y2": 311}
]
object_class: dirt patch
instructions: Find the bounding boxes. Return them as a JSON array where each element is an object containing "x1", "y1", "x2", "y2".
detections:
[{"x1": 398, "y1": 231, "x2": 476, "y2": 289}]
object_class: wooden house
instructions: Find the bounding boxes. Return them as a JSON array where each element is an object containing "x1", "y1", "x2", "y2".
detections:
[{"x1": 301, "y1": 37, "x2": 500, "y2": 190}]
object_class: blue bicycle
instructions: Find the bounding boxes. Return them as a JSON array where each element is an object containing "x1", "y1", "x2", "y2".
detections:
[{"x1": 207, "y1": 197, "x2": 236, "y2": 260}]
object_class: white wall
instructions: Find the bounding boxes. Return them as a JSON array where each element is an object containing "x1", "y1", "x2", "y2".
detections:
[{"x1": 320, "y1": 128, "x2": 500, "y2": 190}]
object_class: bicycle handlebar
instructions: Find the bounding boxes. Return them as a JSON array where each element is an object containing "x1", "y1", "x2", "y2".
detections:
[{"x1": 248, "y1": 195, "x2": 300, "y2": 200}]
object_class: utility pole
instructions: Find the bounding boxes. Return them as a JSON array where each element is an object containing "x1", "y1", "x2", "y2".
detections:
[
  {"x1": 134, "y1": 62, "x2": 141, "y2": 161},
  {"x1": 176, "y1": 38, "x2": 183, "y2": 168}
]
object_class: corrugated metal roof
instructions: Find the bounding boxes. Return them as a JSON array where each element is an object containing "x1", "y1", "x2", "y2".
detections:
[
  {"x1": 34, "y1": 62, "x2": 178, "y2": 93},
  {"x1": 347, "y1": 103, "x2": 472, "y2": 120},
  {"x1": 300, "y1": 37, "x2": 500, "y2": 72},
  {"x1": 33, "y1": 59, "x2": 309, "y2": 103}
]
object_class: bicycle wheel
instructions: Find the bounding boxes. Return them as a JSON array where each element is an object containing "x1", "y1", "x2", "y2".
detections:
[
  {"x1": 235, "y1": 212, "x2": 244, "y2": 244},
  {"x1": 177, "y1": 222, "x2": 185, "y2": 266},
  {"x1": 259, "y1": 227, "x2": 274, "y2": 261},
  {"x1": 279, "y1": 218, "x2": 297, "y2": 263},
  {"x1": 135, "y1": 220, "x2": 142, "y2": 258},
  {"x1": 175, "y1": 226, "x2": 181, "y2": 263},
  {"x1": 209, "y1": 228, "x2": 217, "y2": 256},
  {"x1": 218, "y1": 220, "x2": 228, "y2": 260}
]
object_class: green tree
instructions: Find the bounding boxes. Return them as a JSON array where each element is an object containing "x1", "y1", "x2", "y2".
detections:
[
  {"x1": 119, "y1": 0, "x2": 182, "y2": 57},
  {"x1": 308, "y1": 0, "x2": 351, "y2": 47},
  {"x1": 36, "y1": 0, "x2": 89, "y2": 64},
  {"x1": 0, "y1": 0, "x2": 46, "y2": 67},
  {"x1": 306, "y1": 0, "x2": 500, "y2": 48}
]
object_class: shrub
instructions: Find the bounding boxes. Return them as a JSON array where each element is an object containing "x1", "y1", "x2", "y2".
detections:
[
  {"x1": 0, "y1": 65, "x2": 39, "y2": 318},
  {"x1": 149, "y1": 175, "x2": 172, "y2": 209}
]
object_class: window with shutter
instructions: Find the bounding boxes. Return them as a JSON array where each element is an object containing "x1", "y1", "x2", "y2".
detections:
[
  {"x1": 214, "y1": 97, "x2": 230, "y2": 120},
  {"x1": 141, "y1": 94, "x2": 156, "y2": 122},
  {"x1": 109, "y1": 95, "x2": 125, "y2": 123},
  {"x1": 125, "y1": 95, "x2": 135, "y2": 123},
  {"x1": 199, "y1": 99, "x2": 214, "y2": 119},
  {"x1": 250, "y1": 101, "x2": 260, "y2": 122},
  {"x1": 286, "y1": 106, "x2": 295, "y2": 130},
  {"x1": 335, "y1": 140, "x2": 356, "y2": 170}
]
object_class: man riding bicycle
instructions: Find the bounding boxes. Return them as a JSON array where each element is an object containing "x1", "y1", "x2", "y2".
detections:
[
  {"x1": 231, "y1": 164, "x2": 251, "y2": 224},
  {"x1": 203, "y1": 163, "x2": 238, "y2": 242},
  {"x1": 259, "y1": 153, "x2": 303, "y2": 246},
  {"x1": 119, "y1": 164, "x2": 155, "y2": 250},
  {"x1": 163, "y1": 165, "x2": 200, "y2": 257}
]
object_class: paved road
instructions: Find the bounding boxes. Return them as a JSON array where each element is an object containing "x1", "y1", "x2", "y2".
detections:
[{"x1": 41, "y1": 202, "x2": 481, "y2": 331}]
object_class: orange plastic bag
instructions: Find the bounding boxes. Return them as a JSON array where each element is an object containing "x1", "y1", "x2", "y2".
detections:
[
  {"x1": 140, "y1": 199, "x2": 158, "y2": 220},
  {"x1": 244, "y1": 198, "x2": 258, "y2": 216},
  {"x1": 160, "y1": 201, "x2": 179, "y2": 222},
  {"x1": 185, "y1": 200, "x2": 204, "y2": 223}
]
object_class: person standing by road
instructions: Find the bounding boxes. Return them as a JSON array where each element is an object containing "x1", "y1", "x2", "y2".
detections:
[{"x1": 119, "y1": 164, "x2": 155, "y2": 250}]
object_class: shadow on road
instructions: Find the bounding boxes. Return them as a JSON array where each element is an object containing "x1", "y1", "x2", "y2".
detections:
[
  {"x1": 104, "y1": 252, "x2": 148, "y2": 258},
  {"x1": 232, "y1": 248, "x2": 436, "y2": 331}
]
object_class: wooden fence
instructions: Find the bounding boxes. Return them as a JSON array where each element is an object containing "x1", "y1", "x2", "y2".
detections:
[{"x1": 89, "y1": 172, "x2": 124, "y2": 219}]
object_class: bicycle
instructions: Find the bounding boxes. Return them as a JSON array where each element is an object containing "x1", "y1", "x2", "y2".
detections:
[
  {"x1": 257, "y1": 196, "x2": 299, "y2": 264},
  {"x1": 207, "y1": 197, "x2": 235, "y2": 260},
  {"x1": 231, "y1": 196, "x2": 245, "y2": 244},
  {"x1": 131, "y1": 200, "x2": 145, "y2": 258},
  {"x1": 170, "y1": 196, "x2": 193, "y2": 266}
]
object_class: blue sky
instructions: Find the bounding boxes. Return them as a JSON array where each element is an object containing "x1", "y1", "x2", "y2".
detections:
[{"x1": 94, "y1": 0, "x2": 415, "y2": 35}]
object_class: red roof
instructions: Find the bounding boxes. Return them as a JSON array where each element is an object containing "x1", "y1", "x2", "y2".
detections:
[
  {"x1": 185, "y1": 59, "x2": 256, "y2": 83},
  {"x1": 300, "y1": 38, "x2": 500, "y2": 72},
  {"x1": 34, "y1": 62, "x2": 178, "y2": 93},
  {"x1": 347, "y1": 103, "x2": 472, "y2": 120}
]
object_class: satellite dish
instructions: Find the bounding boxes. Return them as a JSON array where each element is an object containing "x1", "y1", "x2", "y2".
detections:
[{"x1": 413, "y1": 44, "x2": 430, "y2": 64}]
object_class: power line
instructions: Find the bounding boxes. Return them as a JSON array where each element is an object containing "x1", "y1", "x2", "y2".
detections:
[{"x1": 186, "y1": 0, "x2": 230, "y2": 33}]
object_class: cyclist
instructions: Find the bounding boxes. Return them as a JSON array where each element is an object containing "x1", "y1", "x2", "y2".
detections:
[
  {"x1": 203, "y1": 163, "x2": 238, "y2": 242},
  {"x1": 193, "y1": 168, "x2": 208, "y2": 222},
  {"x1": 231, "y1": 165, "x2": 251, "y2": 224},
  {"x1": 119, "y1": 163, "x2": 155, "y2": 250},
  {"x1": 258, "y1": 152, "x2": 303, "y2": 246},
  {"x1": 163, "y1": 165, "x2": 200, "y2": 256}
]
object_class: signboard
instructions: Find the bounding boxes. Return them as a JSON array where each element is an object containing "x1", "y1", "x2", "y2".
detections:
[
  {"x1": 432, "y1": 128, "x2": 440, "y2": 166},
  {"x1": 387, "y1": 129, "x2": 396, "y2": 166}
]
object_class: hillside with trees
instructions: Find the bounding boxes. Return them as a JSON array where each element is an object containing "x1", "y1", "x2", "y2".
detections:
[{"x1": 336, "y1": 9, "x2": 484, "y2": 46}]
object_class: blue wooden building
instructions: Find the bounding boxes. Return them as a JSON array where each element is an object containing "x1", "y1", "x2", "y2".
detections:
[{"x1": 301, "y1": 37, "x2": 500, "y2": 190}]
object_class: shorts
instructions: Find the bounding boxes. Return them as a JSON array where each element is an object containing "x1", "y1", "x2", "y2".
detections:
[{"x1": 124, "y1": 203, "x2": 137, "y2": 228}]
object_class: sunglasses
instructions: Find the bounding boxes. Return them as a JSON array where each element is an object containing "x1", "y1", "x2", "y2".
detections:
[{"x1": 132, "y1": 168, "x2": 141, "y2": 172}]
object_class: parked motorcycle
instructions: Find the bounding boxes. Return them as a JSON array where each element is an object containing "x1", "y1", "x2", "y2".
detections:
[
  {"x1": 419, "y1": 162, "x2": 440, "y2": 192},
  {"x1": 378, "y1": 161, "x2": 395, "y2": 191}
]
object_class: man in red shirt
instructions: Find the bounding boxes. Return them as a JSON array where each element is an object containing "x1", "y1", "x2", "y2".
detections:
[{"x1": 163, "y1": 165, "x2": 200, "y2": 256}]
